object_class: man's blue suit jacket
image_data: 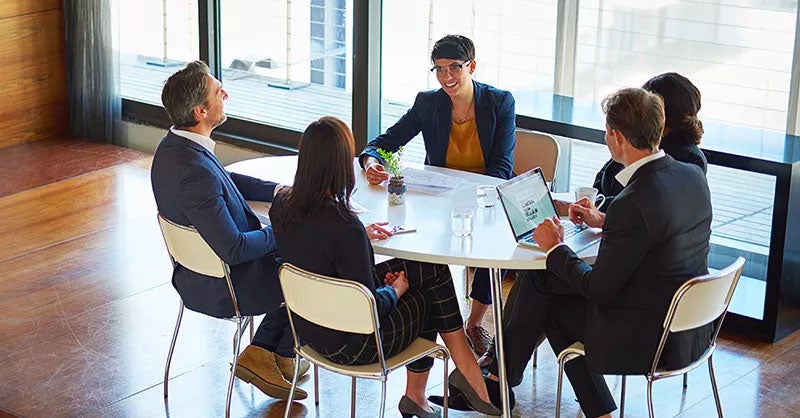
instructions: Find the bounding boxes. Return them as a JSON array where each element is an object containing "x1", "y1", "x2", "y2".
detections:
[
  {"x1": 360, "y1": 80, "x2": 516, "y2": 179},
  {"x1": 151, "y1": 131, "x2": 282, "y2": 318}
]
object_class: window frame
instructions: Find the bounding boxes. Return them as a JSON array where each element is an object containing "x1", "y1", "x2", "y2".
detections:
[{"x1": 121, "y1": 0, "x2": 800, "y2": 148}]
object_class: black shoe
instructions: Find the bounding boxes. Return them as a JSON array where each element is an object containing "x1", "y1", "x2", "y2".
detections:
[
  {"x1": 484, "y1": 376, "x2": 516, "y2": 410},
  {"x1": 428, "y1": 385, "x2": 472, "y2": 411},
  {"x1": 398, "y1": 395, "x2": 442, "y2": 418},
  {"x1": 448, "y1": 369, "x2": 502, "y2": 415}
]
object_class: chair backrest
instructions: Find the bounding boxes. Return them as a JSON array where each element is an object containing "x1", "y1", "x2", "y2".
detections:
[
  {"x1": 649, "y1": 257, "x2": 745, "y2": 375},
  {"x1": 157, "y1": 214, "x2": 226, "y2": 278},
  {"x1": 279, "y1": 263, "x2": 379, "y2": 335},
  {"x1": 513, "y1": 129, "x2": 560, "y2": 181},
  {"x1": 666, "y1": 257, "x2": 746, "y2": 333}
]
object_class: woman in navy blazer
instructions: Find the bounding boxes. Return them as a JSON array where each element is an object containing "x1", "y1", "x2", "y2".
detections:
[
  {"x1": 272, "y1": 117, "x2": 501, "y2": 417},
  {"x1": 359, "y1": 35, "x2": 516, "y2": 354}
]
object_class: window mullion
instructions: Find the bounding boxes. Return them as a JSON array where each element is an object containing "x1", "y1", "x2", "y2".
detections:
[{"x1": 554, "y1": 0, "x2": 579, "y2": 97}]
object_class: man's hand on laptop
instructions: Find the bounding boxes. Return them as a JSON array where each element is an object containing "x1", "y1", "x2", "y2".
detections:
[
  {"x1": 569, "y1": 197, "x2": 605, "y2": 228},
  {"x1": 552, "y1": 199, "x2": 571, "y2": 216},
  {"x1": 533, "y1": 216, "x2": 564, "y2": 251}
]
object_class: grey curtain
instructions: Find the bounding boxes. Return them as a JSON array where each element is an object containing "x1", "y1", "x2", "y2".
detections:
[{"x1": 63, "y1": 0, "x2": 119, "y2": 144}]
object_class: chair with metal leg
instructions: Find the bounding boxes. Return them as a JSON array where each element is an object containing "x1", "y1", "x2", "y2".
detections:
[
  {"x1": 158, "y1": 214, "x2": 253, "y2": 418},
  {"x1": 555, "y1": 257, "x2": 745, "y2": 418},
  {"x1": 278, "y1": 263, "x2": 451, "y2": 418}
]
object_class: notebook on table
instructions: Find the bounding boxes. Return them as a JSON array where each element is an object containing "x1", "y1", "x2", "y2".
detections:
[{"x1": 496, "y1": 167, "x2": 601, "y2": 251}]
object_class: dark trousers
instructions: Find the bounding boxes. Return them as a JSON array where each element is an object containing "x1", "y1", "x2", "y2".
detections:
[
  {"x1": 469, "y1": 268, "x2": 506, "y2": 305},
  {"x1": 325, "y1": 258, "x2": 462, "y2": 373},
  {"x1": 251, "y1": 307, "x2": 295, "y2": 358},
  {"x1": 488, "y1": 271, "x2": 616, "y2": 418}
]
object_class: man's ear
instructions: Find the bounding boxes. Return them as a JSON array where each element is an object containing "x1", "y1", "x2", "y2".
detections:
[
  {"x1": 609, "y1": 128, "x2": 625, "y2": 148},
  {"x1": 193, "y1": 105, "x2": 206, "y2": 122}
]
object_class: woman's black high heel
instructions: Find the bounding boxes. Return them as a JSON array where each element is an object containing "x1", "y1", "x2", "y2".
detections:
[
  {"x1": 449, "y1": 369, "x2": 502, "y2": 416},
  {"x1": 398, "y1": 395, "x2": 442, "y2": 418}
]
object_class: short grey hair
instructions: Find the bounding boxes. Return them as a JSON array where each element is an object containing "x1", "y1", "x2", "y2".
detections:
[{"x1": 161, "y1": 61, "x2": 210, "y2": 128}]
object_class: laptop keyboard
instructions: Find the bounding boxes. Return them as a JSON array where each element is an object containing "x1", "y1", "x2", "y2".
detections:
[
  {"x1": 563, "y1": 221, "x2": 588, "y2": 239},
  {"x1": 522, "y1": 221, "x2": 587, "y2": 244}
]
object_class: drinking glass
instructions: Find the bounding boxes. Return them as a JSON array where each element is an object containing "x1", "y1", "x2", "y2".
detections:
[
  {"x1": 477, "y1": 185, "x2": 498, "y2": 208},
  {"x1": 450, "y1": 207, "x2": 474, "y2": 237}
]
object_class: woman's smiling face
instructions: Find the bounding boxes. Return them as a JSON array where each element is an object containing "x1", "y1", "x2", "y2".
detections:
[{"x1": 433, "y1": 58, "x2": 475, "y2": 99}]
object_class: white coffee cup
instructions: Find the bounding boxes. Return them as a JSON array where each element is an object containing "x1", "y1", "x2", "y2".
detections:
[{"x1": 574, "y1": 187, "x2": 606, "y2": 209}]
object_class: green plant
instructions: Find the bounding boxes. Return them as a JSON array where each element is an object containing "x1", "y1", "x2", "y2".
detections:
[{"x1": 376, "y1": 147, "x2": 404, "y2": 178}]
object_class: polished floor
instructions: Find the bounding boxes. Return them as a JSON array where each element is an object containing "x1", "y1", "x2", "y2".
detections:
[{"x1": 1, "y1": 138, "x2": 799, "y2": 418}]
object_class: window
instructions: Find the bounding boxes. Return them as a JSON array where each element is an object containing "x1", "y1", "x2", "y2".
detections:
[
  {"x1": 118, "y1": 0, "x2": 199, "y2": 105},
  {"x1": 574, "y1": 0, "x2": 798, "y2": 132},
  {"x1": 380, "y1": 0, "x2": 559, "y2": 164},
  {"x1": 220, "y1": 0, "x2": 353, "y2": 131}
]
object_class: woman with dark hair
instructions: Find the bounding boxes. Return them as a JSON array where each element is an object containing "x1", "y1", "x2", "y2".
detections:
[
  {"x1": 270, "y1": 117, "x2": 501, "y2": 417},
  {"x1": 591, "y1": 72, "x2": 707, "y2": 211},
  {"x1": 359, "y1": 35, "x2": 516, "y2": 354}
]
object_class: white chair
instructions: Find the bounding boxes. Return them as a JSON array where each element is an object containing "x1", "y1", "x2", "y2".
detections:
[
  {"x1": 513, "y1": 129, "x2": 561, "y2": 186},
  {"x1": 279, "y1": 263, "x2": 451, "y2": 418},
  {"x1": 555, "y1": 257, "x2": 746, "y2": 418},
  {"x1": 158, "y1": 214, "x2": 253, "y2": 418}
]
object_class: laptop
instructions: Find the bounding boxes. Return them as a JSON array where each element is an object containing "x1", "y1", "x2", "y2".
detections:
[{"x1": 496, "y1": 167, "x2": 602, "y2": 251}]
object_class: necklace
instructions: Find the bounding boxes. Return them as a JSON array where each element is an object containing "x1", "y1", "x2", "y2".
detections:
[{"x1": 452, "y1": 97, "x2": 474, "y2": 124}]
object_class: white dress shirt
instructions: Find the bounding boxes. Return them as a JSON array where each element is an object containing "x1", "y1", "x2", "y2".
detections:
[
  {"x1": 170, "y1": 127, "x2": 216, "y2": 153},
  {"x1": 546, "y1": 150, "x2": 666, "y2": 260}
]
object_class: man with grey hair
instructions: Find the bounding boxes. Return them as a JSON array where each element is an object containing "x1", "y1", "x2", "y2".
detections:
[
  {"x1": 434, "y1": 87, "x2": 712, "y2": 417},
  {"x1": 151, "y1": 60, "x2": 309, "y2": 400}
]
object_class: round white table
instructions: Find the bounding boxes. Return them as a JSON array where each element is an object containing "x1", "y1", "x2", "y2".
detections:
[{"x1": 228, "y1": 155, "x2": 599, "y2": 417}]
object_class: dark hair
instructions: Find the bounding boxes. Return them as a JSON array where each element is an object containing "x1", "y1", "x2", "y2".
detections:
[
  {"x1": 602, "y1": 87, "x2": 665, "y2": 150},
  {"x1": 280, "y1": 116, "x2": 356, "y2": 226},
  {"x1": 161, "y1": 60, "x2": 210, "y2": 128},
  {"x1": 642, "y1": 72, "x2": 703, "y2": 145},
  {"x1": 431, "y1": 34, "x2": 475, "y2": 63}
]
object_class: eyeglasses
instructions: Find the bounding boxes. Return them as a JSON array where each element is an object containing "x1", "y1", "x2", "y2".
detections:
[{"x1": 430, "y1": 61, "x2": 471, "y2": 75}]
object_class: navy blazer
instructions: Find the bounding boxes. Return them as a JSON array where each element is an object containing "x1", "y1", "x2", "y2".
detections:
[
  {"x1": 151, "y1": 131, "x2": 283, "y2": 318},
  {"x1": 548, "y1": 155, "x2": 714, "y2": 374},
  {"x1": 593, "y1": 129, "x2": 707, "y2": 211},
  {"x1": 360, "y1": 80, "x2": 516, "y2": 179}
]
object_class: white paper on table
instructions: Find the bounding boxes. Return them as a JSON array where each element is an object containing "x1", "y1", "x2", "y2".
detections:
[
  {"x1": 402, "y1": 168, "x2": 464, "y2": 190},
  {"x1": 451, "y1": 182, "x2": 478, "y2": 209}
]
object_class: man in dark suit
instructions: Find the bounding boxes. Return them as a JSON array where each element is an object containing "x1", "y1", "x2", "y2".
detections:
[
  {"x1": 151, "y1": 61, "x2": 308, "y2": 400},
  {"x1": 480, "y1": 87, "x2": 713, "y2": 417}
]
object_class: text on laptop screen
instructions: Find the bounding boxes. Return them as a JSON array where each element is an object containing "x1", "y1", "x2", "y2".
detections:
[{"x1": 499, "y1": 170, "x2": 557, "y2": 237}]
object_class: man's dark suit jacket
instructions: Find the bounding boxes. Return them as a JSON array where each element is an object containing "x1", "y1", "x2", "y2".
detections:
[
  {"x1": 151, "y1": 131, "x2": 282, "y2": 318},
  {"x1": 547, "y1": 155, "x2": 713, "y2": 374},
  {"x1": 593, "y1": 129, "x2": 707, "y2": 211},
  {"x1": 359, "y1": 80, "x2": 516, "y2": 179}
]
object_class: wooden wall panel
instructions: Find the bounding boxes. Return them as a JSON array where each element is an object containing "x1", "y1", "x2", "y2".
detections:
[
  {"x1": 0, "y1": 100, "x2": 68, "y2": 149},
  {"x1": 0, "y1": 6, "x2": 67, "y2": 148},
  {"x1": 0, "y1": 0, "x2": 60, "y2": 20}
]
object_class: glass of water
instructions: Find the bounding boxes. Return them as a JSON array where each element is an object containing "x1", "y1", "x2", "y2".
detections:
[
  {"x1": 477, "y1": 185, "x2": 498, "y2": 208},
  {"x1": 451, "y1": 206, "x2": 474, "y2": 237}
]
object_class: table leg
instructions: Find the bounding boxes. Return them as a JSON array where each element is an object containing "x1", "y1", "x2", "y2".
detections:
[{"x1": 489, "y1": 267, "x2": 510, "y2": 418}]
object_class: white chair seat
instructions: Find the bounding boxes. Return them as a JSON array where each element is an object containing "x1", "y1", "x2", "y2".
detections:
[{"x1": 299, "y1": 338, "x2": 446, "y2": 379}]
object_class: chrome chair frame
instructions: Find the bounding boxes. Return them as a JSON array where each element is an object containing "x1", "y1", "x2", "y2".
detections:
[
  {"x1": 279, "y1": 263, "x2": 451, "y2": 418},
  {"x1": 158, "y1": 214, "x2": 254, "y2": 418},
  {"x1": 555, "y1": 257, "x2": 745, "y2": 418}
]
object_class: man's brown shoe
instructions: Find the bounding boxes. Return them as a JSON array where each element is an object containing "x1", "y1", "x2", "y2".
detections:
[
  {"x1": 234, "y1": 345, "x2": 308, "y2": 400},
  {"x1": 275, "y1": 354, "x2": 311, "y2": 381},
  {"x1": 465, "y1": 325, "x2": 492, "y2": 357}
]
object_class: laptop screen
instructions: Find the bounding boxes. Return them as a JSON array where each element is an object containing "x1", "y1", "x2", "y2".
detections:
[{"x1": 497, "y1": 168, "x2": 557, "y2": 239}]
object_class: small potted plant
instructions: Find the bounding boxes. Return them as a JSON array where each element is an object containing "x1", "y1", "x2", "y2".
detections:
[{"x1": 377, "y1": 147, "x2": 406, "y2": 205}]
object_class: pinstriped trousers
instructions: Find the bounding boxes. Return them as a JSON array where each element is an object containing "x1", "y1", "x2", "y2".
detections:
[{"x1": 324, "y1": 258, "x2": 462, "y2": 372}]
